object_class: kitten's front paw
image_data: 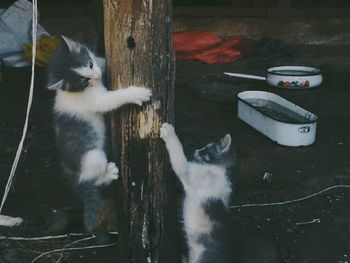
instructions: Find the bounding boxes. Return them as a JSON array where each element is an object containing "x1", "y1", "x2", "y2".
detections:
[
  {"x1": 126, "y1": 86, "x2": 152, "y2": 106},
  {"x1": 160, "y1": 123, "x2": 175, "y2": 140}
]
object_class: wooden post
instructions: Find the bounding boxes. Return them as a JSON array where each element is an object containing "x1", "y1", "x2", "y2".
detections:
[{"x1": 104, "y1": 0, "x2": 178, "y2": 262}]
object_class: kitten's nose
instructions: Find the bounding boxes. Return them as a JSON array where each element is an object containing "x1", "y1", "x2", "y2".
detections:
[{"x1": 92, "y1": 73, "x2": 101, "y2": 80}]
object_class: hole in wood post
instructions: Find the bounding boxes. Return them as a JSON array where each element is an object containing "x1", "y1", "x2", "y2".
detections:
[{"x1": 127, "y1": 36, "x2": 136, "y2": 49}]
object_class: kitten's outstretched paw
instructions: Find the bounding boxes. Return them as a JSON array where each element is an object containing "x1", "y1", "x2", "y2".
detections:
[
  {"x1": 126, "y1": 86, "x2": 152, "y2": 106},
  {"x1": 160, "y1": 123, "x2": 175, "y2": 140}
]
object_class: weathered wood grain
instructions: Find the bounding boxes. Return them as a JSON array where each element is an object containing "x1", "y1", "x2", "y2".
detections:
[{"x1": 104, "y1": 0, "x2": 178, "y2": 261}]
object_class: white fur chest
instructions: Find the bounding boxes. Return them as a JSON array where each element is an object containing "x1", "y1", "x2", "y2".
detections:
[
  {"x1": 185, "y1": 164, "x2": 231, "y2": 203},
  {"x1": 54, "y1": 84, "x2": 105, "y2": 114},
  {"x1": 54, "y1": 86, "x2": 106, "y2": 147}
]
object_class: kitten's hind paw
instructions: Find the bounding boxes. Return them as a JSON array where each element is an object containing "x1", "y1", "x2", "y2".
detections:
[
  {"x1": 0, "y1": 215, "x2": 23, "y2": 227},
  {"x1": 126, "y1": 86, "x2": 152, "y2": 106},
  {"x1": 95, "y1": 162, "x2": 119, "y2": 186},
  {"x1": 160, "y1": 123, "x2": 175, "y2": 140},
  {"x1": 106, "y1": 162, "x2": 119, "y2": 180}
]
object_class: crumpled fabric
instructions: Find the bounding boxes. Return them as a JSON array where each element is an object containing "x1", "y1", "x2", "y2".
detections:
[
  {"x1": 173, "y1": 30, "x2": 256, "y2": 64},
  {"x1": 0, "y1": 0, "x2": 48, "y2": 67}
]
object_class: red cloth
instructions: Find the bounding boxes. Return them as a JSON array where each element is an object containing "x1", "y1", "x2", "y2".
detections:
[
  {"x1": 173, "y1": 30, "x2": 222, "y2": 52},
  {"x1": 173, "y1": 30, "x2": 256, "y2": 64}
]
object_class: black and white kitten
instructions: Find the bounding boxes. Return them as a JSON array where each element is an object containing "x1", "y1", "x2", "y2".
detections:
[
  {"x1": 47, "y1": 36, "x2": 152, "y2": 232},
  {"x1": 160, "y1": 123, "x2": 236, "y2": 263}
]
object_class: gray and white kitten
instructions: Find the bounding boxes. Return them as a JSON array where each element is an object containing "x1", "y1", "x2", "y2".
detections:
[
  {"x1": 160, "y1": 123, "x2": 236, "y2": 263},
  {"x1": 47, "y1": 36, "x2": 152, "y2": 232}
]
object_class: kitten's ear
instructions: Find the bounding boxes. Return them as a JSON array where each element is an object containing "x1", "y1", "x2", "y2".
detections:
[
  {"x1": 48, "y1": 79, "x2": 64, "y2": 90},
  {"x1": 220, "y1": 134, "x2": 232, "y2": 153},
  {"x1": 61, "y1": 36, "x2": 79, "y2": 53}
]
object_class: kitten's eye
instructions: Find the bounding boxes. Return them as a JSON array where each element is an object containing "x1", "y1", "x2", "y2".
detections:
[
  {"x1": 203, "y1": 153, "x2": 211, "y2": 162},
  {"x1": 89, "y1": 61, "x2": 93, "y2": 69},
  {"x1": 199, "y1": 151, "x2": 211, "y2": 162}
]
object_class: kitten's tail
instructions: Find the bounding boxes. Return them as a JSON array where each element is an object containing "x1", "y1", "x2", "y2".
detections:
[{"x1": 78, "y1": 182, "x2": 101, "y2": 232}]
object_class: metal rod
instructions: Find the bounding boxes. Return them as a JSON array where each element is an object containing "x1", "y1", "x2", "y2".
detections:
[{"x1": 224, "y1": 72, "x2": 266, "y2": 81}]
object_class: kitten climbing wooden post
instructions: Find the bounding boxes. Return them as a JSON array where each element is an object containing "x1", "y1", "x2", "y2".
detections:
[{"x1": 103, "y1": 0, "x2": 179, "y2": 262}]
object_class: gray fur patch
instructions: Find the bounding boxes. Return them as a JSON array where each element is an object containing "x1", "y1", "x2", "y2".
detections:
[
  {"x1": 54, "y1": 113, "x2": 102, "y2": 174},
  {"x1": 54, "y1": 112, "x2": 104, "y2": 232}
]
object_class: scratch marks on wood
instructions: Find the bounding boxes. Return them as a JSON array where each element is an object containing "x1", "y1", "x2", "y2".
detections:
[
  {"x1": 110, "y1": 0, "x2": 120, "y2": 13},
  {"x1": 138, "y1": 100, "x2": 161, "y2": 139},
  {"x1": 142, "y1": 213, "x2": 149, "y2": 249}
]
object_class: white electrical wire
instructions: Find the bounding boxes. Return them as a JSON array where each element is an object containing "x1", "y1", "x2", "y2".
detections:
[
  {"x1": 56, "y1": 235, "x2": 96, "y2": 263},
  {"x1": 0, "y1": 232, "x2": 119, "y2": 262},
  {"x1": 0, "y1": 0, "x2": 38, "y2": 226},
  {"x1": 230, "y1": 184, "x2": 350, "y2": 209},
  {"x1": 31, "y1": 242, "x2": 118, "y2": 263},
  {"x1": 0, "y1": 232, "x2": 118, "y2": 241}
]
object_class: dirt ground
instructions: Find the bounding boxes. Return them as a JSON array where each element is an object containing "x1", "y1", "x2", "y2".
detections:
[{"x1": 1, "y1": 45, "x2": 350, "y2": 262}]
